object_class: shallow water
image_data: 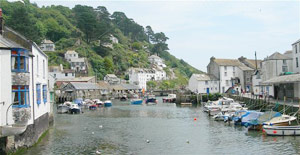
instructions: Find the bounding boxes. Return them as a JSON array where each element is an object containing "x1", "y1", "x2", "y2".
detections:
[{"x1": 25, "y1": 98, "x2": 300, "y2": 155}]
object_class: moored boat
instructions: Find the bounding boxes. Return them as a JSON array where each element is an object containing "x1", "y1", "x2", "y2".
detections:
[
  {"x1": 247, "y1": 111, "x2": 282, "y2": 130},
  {"x1": 263, "y1": 114, "x2": 297, "y2": 126},
  {"x1": 89, "y1": 104, "x2": 98, "y2": 110},
  {"x1": 57, "y1": 102, "x2": 71, "y2": 114},
  {"x1": 163, "y1": 94, "x2": 176, "y2": 103},
  {"x1": 104, "y1": 100, "x2": 112, "y2": 107},
  {"x1": 263, "y1": 125, "x2": 300, "y2": 136},
  {"x1": 145, "y1": 95, "x2": 157, "y2": 105},
  {"x1": 131, "y1": 99, "x2": 143, "y2": 105},
  {"x1": 241, "y1": 111, "x2": 264, "y2": 127},
  {"x1": 69, "y1": 104, "x2": 81, "y2": 114}
]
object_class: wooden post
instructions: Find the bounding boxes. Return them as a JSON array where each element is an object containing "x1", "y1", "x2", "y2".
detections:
[
  {"x1": 196, "y1": 93, "x2": 199, "y2": 104},
  {"x1": 284, "y1": 96, "x2": 286, "y2": 114}
]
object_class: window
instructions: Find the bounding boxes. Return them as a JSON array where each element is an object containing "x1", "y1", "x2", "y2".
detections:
[
  {"x1": 233, "y1": 72, "x2": 235, "y2": 76},
  {"x1": 43, "y1": 59, "x2": 45, "y2": 79},
  {"x1": 296, "y1": 57, "x2": 299, "y2": 68},
  {"x1": 215, "y1": 87, "x2": 217, "y2": 90},
  {"x1": 226, "y1": 80, "x2": 229, "y2": 86},
  {"x1": 283, "y1": 60, "x2": 287, "y2": 65},
  {"x1": 205, "y1": 81, "x2": 208, "y2": 85},
  {"x1": 296, "y1": 44, "x2": 298, "y2": 53},
  {"x1": 43, "y1": 85, "x2": 47, "y2": 103},
  {"x1": 233, "y1": 66, "x2": 235, "y2": 71},
  {"x1": 65, "y1": 73, "x2": 68, "y2": 76},
  {"x1": 36, "y1": 84, "x2": 41, "y2": 105},
  {"x1": 12, "y1": 85, "x2": 29, "y2": 108},
  {"x1": 211, "y1": 87, "x2": 213, "y2": 90},
  {"x1": 54, "y1": 74, "x2": 56, "y2": 78},
  {"x1": 72, "y1": 73, "x2": 74, "y2": 76},
  {"x1": 224, "y1": 66, "x2": 227, "y2": 70},
  {"x1": 224, "y1": 72, "x2": 227, "y2": 76},
  {"x1": 282, "y1": 66, "x2": 288, "y2": 72},
  {"x1": 11, "y1": 49, "x2": 29, "y2": 72}
]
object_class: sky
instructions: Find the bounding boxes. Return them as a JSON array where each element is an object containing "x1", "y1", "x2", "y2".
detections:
[{"x1": 30, "y1": 0, "x2": 300, "y2": 72}]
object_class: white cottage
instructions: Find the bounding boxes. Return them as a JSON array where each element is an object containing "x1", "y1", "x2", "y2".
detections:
[
  {"x1": 188, "y1": 74, "x2": 219, "y2": 94},
  {"x1": 0, "y1": 23, "x2": 51, "y2": 152},
  {"x1": 39, "y1": 39, "x2": 55, "y2": 52},
  {"x1": 128, "y1": 68, "x2": 156, "y2": 90}
]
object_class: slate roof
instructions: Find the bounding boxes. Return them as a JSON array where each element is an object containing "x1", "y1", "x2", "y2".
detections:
[
  {"x1": 111, "y1": 84, "x2": 126, "y2": 91},
  {"x1": 65, "y1": 50, "x2": 77, "y2": 55},
  {"x1": 266, "y1": 52, "x2": 292, "y2": 60},
  {"x1": 292, "y1": 39, "x2": 300, "y2": 45},
  {"x1": 70, "y1": 58, "x2": 85, "y2": 62},
  {"x1": 243, "y1": 59, "x2": 262, "y2": 69},
  {"x1": 70, "y1": 82, "x2": 100, "y2": 90},
  {"x1": 0, "y1": 35, "x2": 22, "y2": 48},
  {"x1": 192, "y1": 74, "x2": 218, "y2": 81},
  {"x1": 97, "y1": 81, "x2": 110, "y2": 89},
  {"x1": 105, "y1": 74, "x2": 117, "y2": 78},
  {"x1": 121, "y1": 83, "x2": 140, "y2": 90},
  {"x1": 41, "y1": 39, "x2": 54, "y2": 44},
  {"x1": 238, "y1": 63, "x2": 254, "y2": 71},
  {"x1": 213, "y1": 59, "x2": 241, "y2": 66},
  {"x1": 57, "y1": 76, "x2": 95, "y2": 82},
  {"x1": 263, "y1": 74, "x2": 300, "y2": 84}
]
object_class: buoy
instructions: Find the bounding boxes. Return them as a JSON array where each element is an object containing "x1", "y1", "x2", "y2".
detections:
[
  {"x1": 186, "y1": 140, "x2": 189, "y2": 144},
  {"x1": 146, "y1": 139, "x2": 150, "y2": 143},
  {"x1": 92, "y1": 132, "x2": 95, "y2": 134},
  {"x1": 262, "y1": 129, "x2": 265, "y2": 133},
  {"x1": 194, "y1": 118, "x2": 197, "y2": 121},
  {"x1": 273, "y1": 130, "x2": 277, "y2": 134},
  {"x1": 99, "y1": 125, "x2": 103, "y2": 128},
  {"x1": 96, "y1": 150, "x2": 101, "y2": 154}
]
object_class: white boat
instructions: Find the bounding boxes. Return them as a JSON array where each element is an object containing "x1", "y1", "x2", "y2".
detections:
[
  {"x1": 213, "y1": 112, "x2": 235, "y2": 121},
  {"x1": 263, "y1": 114, "x2": 297, "y2": 126},
  {"x1": 69, "y1": 104, "x2": 81, "y2": 114},
  {"x1": 205, "y1": 97, "x2": 236, "y2": 116},
  {"x1": 93, "y1": 99, "x2": 103, "y2": 106},
  {"x1": 104, "y1": 100, "x2": 112, "y2": 107},
  {"x1": 163, "y1": 94, "x2": 176, "y2": 103},
  {"x1": 57, "y1": 101, "x2": 72, "y2": 114},
  {"x1": 263, "y1": 125, "x2": 300, "y2": 136}
]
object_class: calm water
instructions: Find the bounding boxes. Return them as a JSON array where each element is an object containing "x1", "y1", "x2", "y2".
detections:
[{"x1": 25, "y1": 97, "x2": 300, "y2": 155}]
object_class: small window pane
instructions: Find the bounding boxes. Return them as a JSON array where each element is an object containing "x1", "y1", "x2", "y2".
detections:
[{"x1": 20, "y1": 56, "x2": 25, "y2": 69}]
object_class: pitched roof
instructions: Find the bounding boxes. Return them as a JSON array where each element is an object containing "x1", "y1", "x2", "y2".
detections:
[
  {"x1": 121, "y1": 83, "x2": 140, "y2": 90},
  {"x1": 111, "y1": 84, "x2": 126, "y2": 90},
  {"x1": 292, "y1": 39, "x2": 300, "y2": 45},
  {"x1": 97, "y1": 81, "x2": 110, "y2": 89},
  {"x1": 70, "y1": 82, "x2": 100, "y2": 90},
  {"x1": 70, "y1": 58, "x2": 85, "y2": 62},
  {"x1": 213, "y1": 59, "x2": 241, "y2": 66},
  {"x1": 65, "y1": 50, "x2": 77, "y2": 55},
  {"x1": 105, "y1": 74, "x2": 117, "y2": 78},
  {"x1": 0, "y1": 35, "x2": 23, "y2": 48},
  {"x1": 243, "y1": 59, "x2": 262, "y2": 69},
  {"x1": 41, "y1": 39, "x2": 54, "y2": 44},
  {"x1": 263, "y1": 74, "x2": 300, "y2": 84},
  {"x1": 238, "y1": 63, "x2": 254, "y2": 71},
  {"x1": 63, "y1": 69, "x2": 75, "y2": 73},
  {"x1": 266, "y1": 52, "x2": 292, "y2": 60},
  {"x1": 192, "y1": 74, "x2": 218, "y2": 81},
  {"x1": 56, "y1": 76, "x2": 95, "y2": 82}
]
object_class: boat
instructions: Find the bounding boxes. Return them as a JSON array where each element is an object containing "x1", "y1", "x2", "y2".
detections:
[
  {"x1": 57, "y1": 104, "x2": 70, "y2": 114},
  {"x1": 241, "y1": 111, "x2": 264, "y2": 127},
  {"x1": 120, "y1": 94, "x2": 128, "y2": 101},
  {"x1": 57, "y1": 101, "x2": 72, "y2": 114},
  {"x1": 213, "y1": 112, "x2": 234, "y2": 121},
  {"x1": 104, "y1": 100, "x2": 112, "y2": 107},
  {"x1": 69, "y1": 104, "x2": 81, "y2": 114},
  {"x1": 131, "y1": 98, "x2": 143, "y2": 105},
  {"x1": 247, "y1": 111, "x2": 282, "y2": 130},
  {"x1": 263, "y1": 114, "x2": 297, "y2": 126},
  {"x1": 232, "y1": 110, "x2": 248, "y2": 125},
  {"x1": 163, "y1": 94, "x2": 176, "y2": 103},
  {"x1": 93, "y1": 99, "x2": 103, "y2": 107},
  {"x1": 89, "y1": 104, "x2": 98, "y2": 110},
  {"x1": 205, "y1": 97, "x2": 235, "y2": 116},
  {"x1": 145, "y1": 95, "x2": 157, "y2": 105},
  {"x1": 74, "y1": 98, "x2": 83, "y2": 106},
  {"x1": 263, "y1": 125, "x2": 300, "y2": 136}
]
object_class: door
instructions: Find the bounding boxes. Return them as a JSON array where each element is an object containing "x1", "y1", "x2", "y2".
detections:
[{"x1": 206, "y1": 88, "x2": 210, "y2": 94}]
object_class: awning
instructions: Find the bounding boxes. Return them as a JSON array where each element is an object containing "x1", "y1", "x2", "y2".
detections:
[{"x1": 263, "y1": 74, "x2": 300, "y2": 84}]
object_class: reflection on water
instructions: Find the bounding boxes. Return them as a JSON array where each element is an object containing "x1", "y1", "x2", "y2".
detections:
[{"x1": 24, "y1": 98, "x2": 300, "y2": 154}]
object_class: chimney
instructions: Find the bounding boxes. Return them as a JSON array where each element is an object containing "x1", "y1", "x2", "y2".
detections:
[
  {"x1": 0, "y1": 8, "x2": 3, "y2": 35},
  {"x1": 210, "y1": 56, "x2": 216, "y2": 62}
]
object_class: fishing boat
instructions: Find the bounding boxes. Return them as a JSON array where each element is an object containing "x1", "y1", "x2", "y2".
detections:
[
  {"x1": 120, "y1": 94, "x2": 128, "y2": 101},
  {"x1": 69, "y1": 104, "x2": 81, "y2": 114},
  {"x1": 57, "y1": 101, "x2": 72, "y2": 114},
  {"x1": 162, "y1": 94, "x2": 176, "y2": 103},
  {"x1": 89, "y1": 104, "x2": 98, "y2": 110},
  {"x1": 104, "y1": 100, "x2": 112, "y2": 107},
  {"x1": 93, "y1": 99, "x2": 103, "y2": 107},
  {"x1": 247, "y1": 111, "x2": 282, "y2": 130},
  {"x1": 213, "y1": 111, "x2": 234, "y2": 121},
  {"x1": 263, "y1": 114, "x2": 297, "y2": 126},
  {"x1": 145, "y1": 95, "x2": 157, "y2": 105},
  {"x1": 263, "y1": 125, "x2": 300, "y2": 136}
]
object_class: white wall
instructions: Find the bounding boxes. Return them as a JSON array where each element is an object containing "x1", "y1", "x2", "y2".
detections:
[
  {"x1": 0, "y1": 49, "x2": 13, "y2": 126},
  {"x1": 188, "y1": 75, "x2": 219, "y2": 94},
  {"x1": 293, "y1": 42, "x2": 300, "y2": 73},
  {"x1": 220, "y1": 66, "x2": 236, "y2": 93},
  {"x1": 32, "y1": 46, "x2": 50, "y2": 121}
]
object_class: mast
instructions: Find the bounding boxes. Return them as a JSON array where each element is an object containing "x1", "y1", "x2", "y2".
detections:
[{"x1": 255, "y1": 51, "x2": 258, "y2": 70}]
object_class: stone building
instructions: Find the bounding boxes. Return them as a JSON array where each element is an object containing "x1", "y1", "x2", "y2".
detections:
[{"x1": 60, "y1": 82, "x2": 101, "y2": 101}]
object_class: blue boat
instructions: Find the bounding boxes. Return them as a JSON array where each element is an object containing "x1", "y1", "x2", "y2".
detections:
[
  {"x1": 145, "y1": 95, "x2": 157, "y2": 105},
  {"x1": 104, "y1": 100, "x2": 112, "y2": 107},
  {"x1": 241, "y1": 111, "x2": 264, "y2": 127},
  {"x1": 131, "y1": 99, "x2": 143, "y2": 105}
]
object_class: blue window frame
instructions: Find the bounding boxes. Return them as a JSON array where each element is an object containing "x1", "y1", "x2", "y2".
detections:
[
  {"x1": 43, "y1": 85, "x2": 47, "y2": 103},
  {"x1": 11, "y1": 48, "x2": 29, "y2": 73},
  {"x1": 12, "y1": 85, "x2": 30, "y2": 108},
  {"x1": 36, "y1": 84, "x2": 41, "y2": 105}
]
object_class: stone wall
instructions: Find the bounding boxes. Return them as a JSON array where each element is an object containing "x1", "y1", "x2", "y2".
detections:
[{"x1": 0, "y1": 112, "x2": 50, "y2": 154}]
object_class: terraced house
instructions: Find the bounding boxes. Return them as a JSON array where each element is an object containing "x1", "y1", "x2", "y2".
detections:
[{"x1": 0, "y1": 10, "x2": 52, "y2": 154}]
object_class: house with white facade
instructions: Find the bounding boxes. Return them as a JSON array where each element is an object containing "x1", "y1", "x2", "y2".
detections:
[
  {"x1": 104, "y1": 74, "x2": 120, "y2": 85},
  {"x1": 292, "y1": 39, "x2": 300, "y2": 73},
  {"x1": 39, "y1": 39, "x2": 55, "y2": 52},
  {"x1": 0, "y1": 21, "x2": 51, "y2": 153},
  {"x1": 148, "y1": 55, "x2": 166, "y2": 69},
  {"x1": 64, "y1": 50, "x2": 78, "y2": 62},
  {"x1": 260, "y1": 52, "x2": 293, "y2": 99},
  {"x1": 188, "y1": 74, "x2": 219, "y2": 94},
  {"x1": 154, "y1": 69, "x2": 167, "y2": 81},
  {"x1": 128, "y1": 68, "x2": 156, "y2": 90}
]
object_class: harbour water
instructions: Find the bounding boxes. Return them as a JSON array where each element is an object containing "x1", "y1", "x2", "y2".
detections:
[{"x1": 25, "y1": 98, "x2": 300, "y2": 154}]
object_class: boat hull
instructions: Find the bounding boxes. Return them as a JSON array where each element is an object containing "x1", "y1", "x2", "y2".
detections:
[
  {"x1": 104, "y1": 102, "x2": 112, "y2": 107},
  {"x1": 263, "y1": 125, "x2": 300, "y2": 136},
  {"x1": 57, "y1": 106, "x2": 70, "y2": 114},
  {"x1": 69, "y1": 108, "x2": 81, "y2": 114},
  {"x1": 131, "y1": 100, "x2": 143, "y2": 105}
]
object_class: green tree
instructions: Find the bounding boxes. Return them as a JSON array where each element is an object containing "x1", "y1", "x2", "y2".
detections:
[
  {"x1": 104, "y1": 57, "x2": 114, "y2": 73},
  {"x1": 147, "y1": 81, "x2": 157, "y2": 90}
]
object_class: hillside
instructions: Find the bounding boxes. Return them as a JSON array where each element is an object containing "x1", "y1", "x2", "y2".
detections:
[{"x1": 1, "y1": 0, "x2": 202, "y2": 88}]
